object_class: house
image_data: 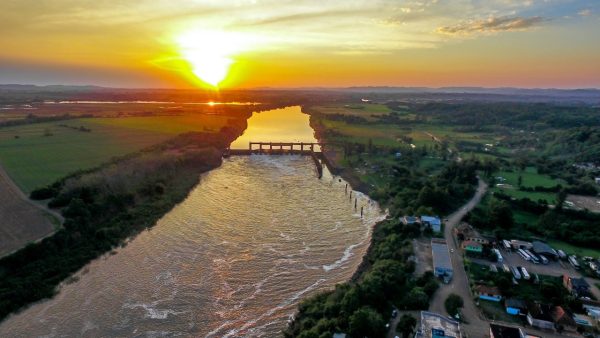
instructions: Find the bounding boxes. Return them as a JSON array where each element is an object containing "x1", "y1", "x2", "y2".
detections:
[
  {"x1": 489, "y1": 324, "x2": 526, "y2": 338},
  {"x1": 421, "y1": 215, "x2": 442, "y2": 232},
  {"x1": 595, "y1": 177, "x2": 600, "y2": 185},
  {"x1": 431, "y1": 238, "x2": 453, "y2": 283},
  {"x1": 454, "y1": 223, "x2": 490, "y2": 245},
  {"x1": 531, "y1": 241, "x2": 558, "y2": 260},
  {"x1": 505, "y1": 298, "x2": 527, "y2": 316},
  {"x1": 415, "y1": 311, "x2": 461, "y2": 338},
  {"x1": 527, "y1": 303, "x2": 555, "y2": 330},
  {"x1": 563, "y1": 275, "x2": 592, "y2": 298},
  {"x1": 474, "y1": 285, "x2": 502, "y2": 302},
  {"x1": 462, "y1": 240, "x2": 483, "y2": 253},
  {"x1": 551, "y1": 306, "x2": 577, "y2": 333},
  {"x1": 401, "y1": 216, "x2": 420, "y2": 225},
  {"x1": 332, "y1": 334, "x2": 347, "y2": 338}
]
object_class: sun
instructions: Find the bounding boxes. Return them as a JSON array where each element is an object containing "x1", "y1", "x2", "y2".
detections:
[{"x1": 176, "y1": 29, "x2": 253, "y2": 87}]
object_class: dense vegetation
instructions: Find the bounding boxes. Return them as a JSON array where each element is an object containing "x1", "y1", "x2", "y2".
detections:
[{"x1": 0, "y1": 126, "x2": 245, "y2": 321}]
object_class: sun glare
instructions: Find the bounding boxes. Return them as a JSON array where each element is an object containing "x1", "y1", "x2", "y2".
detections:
[{"x1": 176, "y1": 29, "x2": 255, "y2": 87}]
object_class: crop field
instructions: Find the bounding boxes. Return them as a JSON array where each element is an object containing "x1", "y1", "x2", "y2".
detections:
[{"x1": 0, "y1": 115, "x2": 230, "y2": 192}]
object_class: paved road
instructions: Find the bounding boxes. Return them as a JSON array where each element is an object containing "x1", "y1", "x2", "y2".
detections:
[
  {"x1": 426, "y1": 178, "x2": 582, "y2": 338},
  {"x1": 428, "y1": 178, "x2": 489, "y2": 338}
]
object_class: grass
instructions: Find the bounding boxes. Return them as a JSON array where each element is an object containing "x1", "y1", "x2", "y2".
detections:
[
  {"x1": 312, "y1": 104, "x2": 391, "y2": 121},
  {"x1": 492, "y1": 167, "x2": 561, "y2": 203},
  {"x1": 546, "y1": 239, "x2": 600, "y2": 258},
  {"x1": 495, "y1": 167, "x2": 560, "y2": 188},
  {"x1": 479, "y1": 301, "x2": 522, "y2": 324},
  {"x1": 83, "y1": 115, "x2": 231, "y2": 134},
  {"x1": 0, "y1": 115, "x2": 228, "y2": 192}
]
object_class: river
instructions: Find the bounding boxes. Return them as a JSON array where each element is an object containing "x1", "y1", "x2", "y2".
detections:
[{"x1": 0, "y1": 106, "x2": 384, "y2": 337}]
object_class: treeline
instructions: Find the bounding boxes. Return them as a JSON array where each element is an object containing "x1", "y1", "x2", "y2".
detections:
[
  {"x1": 467, "y1": 192, "x2": 600, "y2": 248},
  {"x1": 0, "y1": 125, "x2": 245, "y2": 321},
  {"x1": 285, "y1": 159, "x2": 483, "y2": 337},
  {"x1": 0, "y1": 113, "x2": 92, "y2": 128},
  {"x1": 408, "y1": 102, "x2": 600, "y2": 129}
]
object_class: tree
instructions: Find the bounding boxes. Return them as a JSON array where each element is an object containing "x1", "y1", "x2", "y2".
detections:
[
  {"x1": 397, "y1": 314, "x2": 417, "y2": 338},
  {"x1": 348, "y1": 307, "x2": 385, "y2": 337},
  {"x1": 517, "y1": 175, "x2": 522, "y2": 187},
  {"x1": 489, "y1": 199, "x2": 514, "y2": 231},
  {"x1": 444, "y1": 294, "x2": 464, "y2": 318}
]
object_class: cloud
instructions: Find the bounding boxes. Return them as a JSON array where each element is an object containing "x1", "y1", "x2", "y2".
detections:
[
  {"x1": 578, "y1": 9, "x2": 591, "y2": 17},
  {"x1": 437, "y1": 15, "x2": 547, "y2": 35}
]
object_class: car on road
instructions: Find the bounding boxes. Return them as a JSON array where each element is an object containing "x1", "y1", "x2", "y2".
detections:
[
  {"x1": 450, "y1": 248, "x2": 454, "y2": 253},
  {"x1": 391, "y1": 309, "x2": 398, "y2": 318}
]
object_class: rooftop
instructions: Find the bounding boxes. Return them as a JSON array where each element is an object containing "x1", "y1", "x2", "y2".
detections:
[
  {"x1": 421, "y1": 215, "x2": 441, "y2": 225},
  {"x1": 431, "y1": 239, "x2": 452, "y2": 270},
  {"x1": 490, "y1": 324, "x2": 524, "y2": 338},
  {"x1": 528, "y1": 303, "x2": 554, "y2": 322},
  {"x1": 417, "y1": 311, "x2": 461, "y2": 338},
  {"x1": 531, "y1": 241, "x2": 556, "y2": 255},
  {"x1": 475, "y1": 284, "x2": 500, "y2": 295}
]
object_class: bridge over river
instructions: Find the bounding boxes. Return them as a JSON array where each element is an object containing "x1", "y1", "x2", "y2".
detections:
[{"x1": 225, "y1": 141, "x2": 335, "y2": 178}]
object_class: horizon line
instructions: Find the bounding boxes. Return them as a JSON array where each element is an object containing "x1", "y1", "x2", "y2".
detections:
[{"x1": 1, "y1": 83, "x2": 600, "y2": 91}]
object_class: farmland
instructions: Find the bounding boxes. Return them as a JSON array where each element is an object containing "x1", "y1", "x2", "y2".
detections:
[{"x1": 0, "y1": 114, "x2": 234, "y2": 192}]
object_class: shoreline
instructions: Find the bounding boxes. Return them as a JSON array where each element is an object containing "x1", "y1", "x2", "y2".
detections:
[{"x1": 306, "y1": 108, "x2": 387, "y2": 283}]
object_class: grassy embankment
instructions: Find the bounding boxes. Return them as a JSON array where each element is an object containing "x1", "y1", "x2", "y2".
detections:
[
  {"x1": 0, "y1": 114, "x2": 235, "y2": 192},
  {"x1": 0, "y1": 114, "x2": 249, "y2": 321}
]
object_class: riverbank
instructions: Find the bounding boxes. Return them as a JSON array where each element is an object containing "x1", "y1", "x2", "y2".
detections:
[{"x1": 0, "y1": 123, "x2": 247, "y2": 321}]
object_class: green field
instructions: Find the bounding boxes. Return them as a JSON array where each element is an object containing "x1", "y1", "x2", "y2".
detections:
[
  {"x1": 495, "y1": 167, "x2": 560, "y2": 188},
  {"x1": 546, "y1": 239, "x2": 600, "y2": 258},
  {"x1": 0, "y1": 115, "x2": 229, "y2": 192},
  {"x1": 312, "y1": 103, "x2": 391, "y2": 121},
  {"x1": 492, "y1": 167, "x2": 561, "y2": 203}
]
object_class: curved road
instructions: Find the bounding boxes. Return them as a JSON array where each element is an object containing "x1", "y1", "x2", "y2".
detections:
[{"x1": 428, "y1": 178, "x2": 489, "y2": 337}]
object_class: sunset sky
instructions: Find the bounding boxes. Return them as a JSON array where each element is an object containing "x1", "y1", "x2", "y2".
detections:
[{"x1": 1, "y1": 0, "x2": 599, "y2": 89}]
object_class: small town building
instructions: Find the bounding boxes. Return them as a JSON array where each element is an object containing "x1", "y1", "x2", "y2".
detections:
[
  {"x1": 527, "y1": 303, "x2": 555, "y2": 330},
  {"x1": 505, "y1": 298, "x2": 527, "y2": 315},
  {"x1": 454, "y1": 223, "x2": 490, "y2": 245},
  {"x1": 415, "y1": 311, "x2": 461, "y2": 338},
  {"x1": 531, "y1": 241, "x2": 558, "y2": 259},
  {"x1": 421, "y1": 215, "x2": 442, "y2": 232},
  {"x1": 332, "y1": 334, "x2": 347, "y2": 338},
  {"x1": 563, "y1": 275, "x2": 592, "y2": 298},
  {"x1": 489, "y1": 324, "x2": 526, "y2": 338},
  {"x1": 595, "y1": 177, "x2": 600, "y2": 185},
  {"x1": 431, "y1": 238, "x2": 453, "y2": 283},
  {"x1": 474, "y1": 285, "x2": 502, "y2": 302},
  {"x1": 510, "y1": 240, "x2": 533, "y2": 250},
  {"x1": 462, "y1": 240, "x2": 483, "y2": 253}
]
